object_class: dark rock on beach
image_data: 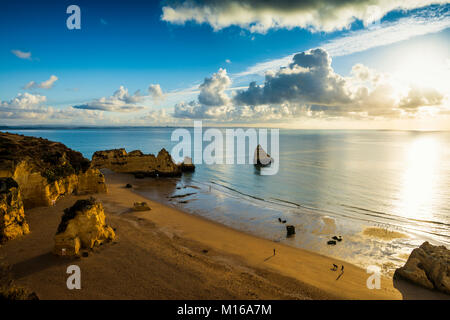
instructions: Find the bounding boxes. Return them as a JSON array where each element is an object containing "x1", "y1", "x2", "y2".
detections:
[{"x1": 286, "y1": 225, "x2": 295, "y2": 237}]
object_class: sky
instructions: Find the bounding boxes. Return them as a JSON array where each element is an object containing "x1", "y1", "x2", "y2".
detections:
[{"x1": 0, "y1": 0, "x2": 449, "y2": 129}]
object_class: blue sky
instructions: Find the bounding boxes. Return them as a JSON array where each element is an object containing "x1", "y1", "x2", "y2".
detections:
[{"x1": 0, "y1": 0, "x2": 449, "y2": 129}]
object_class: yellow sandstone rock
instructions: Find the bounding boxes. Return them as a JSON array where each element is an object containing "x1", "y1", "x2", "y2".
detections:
[
  {"x1": 395, "y1": 241, "x2": 450, "y2": 294},
  {"x1": 0, "y1": 132, "x2": 107, "y2": 209},
  {"x1": 54, "y1": 198, "x2": 115, "y2": 256},
  {"x1": 92, "y1": 148, "x2": 194, "y2": 177},
  {"x1": 0, "y1": 178, "x2": 29, "y2": 242}
]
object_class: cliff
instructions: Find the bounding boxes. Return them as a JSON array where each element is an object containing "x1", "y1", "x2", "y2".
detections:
[
  {"x1": 0, "y1": 178, "x2": 29, "y2": 242},
  {"x1": 0, "y1": 132, "x2": 107, "y2": 208},
  {"x1": 54, "y1": 197, "x2": 115, "y2": 256},
  {"x1": 92, "y1": 148, "x2": 194, "y2": 177}
]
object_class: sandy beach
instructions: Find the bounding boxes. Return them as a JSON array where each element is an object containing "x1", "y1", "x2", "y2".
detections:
[{"x1": 1, "y1": 170, "x2": 448, "y2": 300}]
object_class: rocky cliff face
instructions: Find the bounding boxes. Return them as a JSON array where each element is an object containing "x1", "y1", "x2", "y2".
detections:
[
  {"x1": 395, "y1": 241, "x2": 450, "y2": 294},
  {"x1": 0, "y1": 132, "x2": 107, "y2": 208},
  {"x1": 92, "y1": 148, "x2": 194, "y2": 177},
  {"x1": 54, "y1": 198, "x2": 115, "y2": 256},
  {"x1": 0, "y1": 178, "x2": 29, "y2": 242}
]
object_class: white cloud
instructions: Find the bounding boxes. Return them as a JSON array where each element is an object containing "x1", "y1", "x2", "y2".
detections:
[
  {"x1": 161, "y1": 0, "x2": 448, "y2": 33},
  {"x1": 73, "y1": 86, "x2": 145, "y2": 112},
  {"x1": 11, "y1": 49, "x2": 32, "y2": 60},
  {"x1": 148, "y1": 84, "x2": 165, "y2": 102},
  {"x1": 174, "y1": 48, "x2": 447, "y2": 122},
  {"x1": 174, "y1": 68, "x2": 234, "y2": 119},
  {"x1": 234, "y1": 5, "x2": 450, "y2": 78},
  {"x1": 0, "y1": 92, "x2": 104, "y2": 123},
  {"x1": 24, "y1": 75, "x2": 58, "y2": 90}
]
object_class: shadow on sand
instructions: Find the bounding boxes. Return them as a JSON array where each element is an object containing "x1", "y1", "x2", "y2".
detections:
[
  {"x1": 11, "y1": 252, "x2": 75, "y2": 279},
  {"x1": 393, "y1": 278, "x2": 450, "y2": 300}
]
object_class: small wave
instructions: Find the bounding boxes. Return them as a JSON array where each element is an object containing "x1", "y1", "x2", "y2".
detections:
[
  {"x1": 341, "y1": 204, "x2": 450, "y2": 228},
  {"x1": 209, "y1": 180, "x2": 265, "y2": 202}
]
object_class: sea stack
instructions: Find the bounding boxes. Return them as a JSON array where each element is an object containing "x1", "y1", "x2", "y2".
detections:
[{"x1": 254, "y1": 145, "x2": 273, "y2": 167}]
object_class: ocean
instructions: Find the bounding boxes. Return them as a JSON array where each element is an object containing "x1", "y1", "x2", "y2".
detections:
[{"x1": 6, "y1": 128, "x2": 450, "y2": 274}]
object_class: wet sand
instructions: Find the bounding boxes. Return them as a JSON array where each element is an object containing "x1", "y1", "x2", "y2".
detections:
[{"x1": 1, "y1": 170, "x2": 448, "y2": 300}]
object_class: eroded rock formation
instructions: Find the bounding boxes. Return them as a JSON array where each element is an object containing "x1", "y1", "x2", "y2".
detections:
[
  {"x1": 54, "y1": 198, "x2": 115, "y2": 256},
  {"x1": 0, "y1": 178, "x2": 29, "y2": 242},
  {"x1": 92, "y1": 148, "x2": 194, "y2": 177},
  {"x1": 0, "y1": 132, "x2": 107, "y2": 208},
  {"x1": 254, "y1": 145, "x2": 273, "y2": 167},
  {"x1": 395, "y1": 241, "x2": 450, "y2": 294}
]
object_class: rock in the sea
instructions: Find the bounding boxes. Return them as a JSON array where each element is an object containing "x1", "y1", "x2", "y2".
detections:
[
  {"x1": 92, "y1": 148, "x2": 183, "y2": 177},
  {"x1": 0, "y1": 132, "x2": 107, "y2": 208},
  {"x1": 54, "y1": 198, "x2": 115, "y2": 256},
  {"x1": 179, "y1": 156, "x2": 195, "y2": 172},
  {"x1": 286, "y1": 225, "x2": 296, "y2": 237},
  {"x1": 394, "y1": 241, "x2": 450, "y2": 294},
  {"x1": 254, "y1": 144, "x2": 273, "y2": 167},
  {"x1": 133, "y1": 202, "x2": 151, "y2": 211},
  {"x1": 0, "y1": 178, "x2": 29, "y2": 242}
]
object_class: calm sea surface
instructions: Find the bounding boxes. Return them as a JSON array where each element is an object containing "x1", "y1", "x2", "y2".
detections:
[{"x1": 7, "y1": 128, "x2": 450, "y2": 273}]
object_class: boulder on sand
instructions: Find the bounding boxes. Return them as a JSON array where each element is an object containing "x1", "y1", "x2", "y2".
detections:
[
  {"x1": 394, "y1": 241, "x2": 450, "y2": 294},
  {"x1": 54, "y1": 198, "x2": 115, "y2": 256},
  {"x1": 286, "y1": 225, "x2": 296, "y2": 237},
  {"x1": 0, "y1": 178, "x2": 29, "y2": 242},
  {"x1": 133, "y1": 202, "x2": 151, "y2": 211}
]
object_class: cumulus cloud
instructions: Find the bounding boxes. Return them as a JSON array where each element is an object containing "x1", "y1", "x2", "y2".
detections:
[
  {"x1": 24, "y1": 75, "x2": 58, "y2": 90},
  {"x1": 11, "y1": 49, "x2": 32, "y2": 60},
  {"x1": 0, "y1": 92, "x2": 103, "y2": 122},
  {"x1": 174, "y1": 48, "x2": 447, "y2": 122},
  {"x1": 148, "y1": 84, "x2": 165, "y2": 102},
  {"x1": 73, "y1": 86, "x2": 145, "y2": 112},
  {"x1": 399, "y1": 86, "x2": 444, "y2": 109},
  {"x1": 174, "y1": 68, "x2": 234, "y2": 119},
  {"x1": 161, "y1": 0, "x2": 447, "y2": 33},
  {"x1": 235, "y1": 49, "x2": 351, "y2": 107}
]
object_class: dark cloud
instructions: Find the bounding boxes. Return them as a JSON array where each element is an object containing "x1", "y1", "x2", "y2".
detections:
[{"x1": 234, "y1": 48, "x2": 351, "y2": 106}]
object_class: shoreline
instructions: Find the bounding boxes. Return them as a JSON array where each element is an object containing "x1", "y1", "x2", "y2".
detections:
[{"x1": 1, "y1": 170, "x2": 448, "y2": 299}]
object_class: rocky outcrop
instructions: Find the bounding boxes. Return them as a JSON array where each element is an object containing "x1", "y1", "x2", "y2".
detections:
[
  {"x1": 254, "y1": 145, "x2": 273, "y2": 167},
  {"x1": 0, "y1": 132, "x2": 107, "y2": 208},
  {"x1": 54, "y1": 198, "x2": 115, "y2": 256},
  {"x1": 394, "y1": 241, "x2": 450, "y2": 294},
  {"x1": 179, "y1": 156, "x2": 195, "y2": 172},
  {"x1": 0, "y1": 178, "x2": 29, "y2": 242},
  {"x1": 92, "y1": 148, "x2": 193, "y2": 177}
]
